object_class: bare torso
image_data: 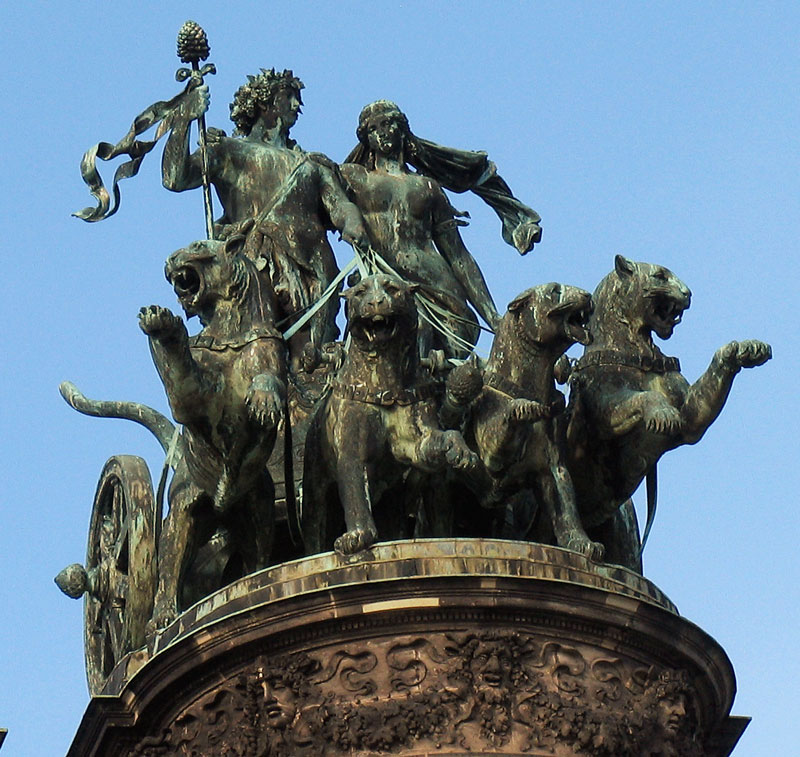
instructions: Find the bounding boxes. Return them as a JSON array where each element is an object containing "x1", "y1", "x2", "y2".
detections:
[
  {"x1": 210, "y1": 138, "x2": 331, "y2": 256},
  {"x1": 340, "y1": 164, "x2": 468, "y2": 301}
]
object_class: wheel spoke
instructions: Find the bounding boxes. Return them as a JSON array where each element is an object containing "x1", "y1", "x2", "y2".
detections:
[{"x1": 84, "y1": 456, "x2": 156, "y2": 695}]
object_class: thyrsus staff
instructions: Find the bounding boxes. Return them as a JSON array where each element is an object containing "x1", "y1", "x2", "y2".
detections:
[
  {"x1": 74, "y1": 19, "x2": 216, "y2": 237},
  {"x1": 175, "y1": 20, "x2": 216, "y2": 239}
]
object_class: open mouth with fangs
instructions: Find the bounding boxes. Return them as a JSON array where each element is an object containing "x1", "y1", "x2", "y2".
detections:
[
  {"x1": 651, "y1": 295, "x2": 688, "y2": 337},
  {"x1": 564, "y1": 304, "x2": 593, "y2": 346},
  {"x1": 351, "y1": 313, "x2": 400, "y2": 347},
  {"x1": 170, "y1": 266, "x2": 202, "y2": 307},
  {"x1": 551, "y1": 298, "x2": 593, "y2": 346}
]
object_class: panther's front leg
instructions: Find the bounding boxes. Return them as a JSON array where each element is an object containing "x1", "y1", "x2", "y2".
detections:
[
  {"x1": 334, "y1": 455, "x2": 378, "y2": 555},
  {"x1": 681, "y1": 339, "x2": 771, "y2": 444},
  {"x1": 139, "y1": 305, "x2": 209, "y2": 424},
  {"x1": 332, "y1": 405, "x2": 382, "y2": 556},
  {"x1": 480, "y1": 394, "x2": 566, "y2": 473}
]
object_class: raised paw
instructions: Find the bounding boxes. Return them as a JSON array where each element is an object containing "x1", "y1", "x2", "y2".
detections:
[
  {"x1": 508, "y1": 395, "x2": 565, "y2": 422},
  {"x1": 334, "y1": 527, "x2": 378, "y2": 555},
  {"x1": 446, "y1": 444, "x2": 479, "y2": 471},
  {"x1": 247, "y1": 389, "x2": 282, "y2": 427},
  {"x1": 565, "y1": 533, "x2": 605, "y2": 562},
  {"x1": 138, "y1": 305, "x2": 184, "y2": 340},
  {"x1": 644, "y1": 405, "x2": 682, "y2": 435},
  {"x1": 720, "y1": 339, "x2": 772, "y2": 370},
  {"x1": 508, "y1": 398, "x2": 547, "y2": 422}
]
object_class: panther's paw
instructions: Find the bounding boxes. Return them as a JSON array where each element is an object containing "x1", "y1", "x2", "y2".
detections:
[
  {"x1": 247, "y1": 387, "x2": 282, "y2": 428},
  {"x1": 718, "y1": 339, "x2": 772, "y2": 371},
  {"x1": 334, "y1": 527, "x2": 378, "y2": 556},
  {"x1": 138, "y1": 305, "x2": 184, "y2": 340},
  {"x1": 565, "y1": 533, "x2": 605, "y2": 562},
  {"x1": 644, "y1": 405, "x2": 682, "y2": 435},
  {"x1": 446, "y1": 433, "x2": 479, "y2": 471},
  {"x1": 418, "y1": 429, "x2": 480, "y2": 472}
]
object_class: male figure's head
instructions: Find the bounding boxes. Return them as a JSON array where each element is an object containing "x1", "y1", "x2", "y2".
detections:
[{"x1": 230, "y1": 68, "x2": 304, "y2": 136}]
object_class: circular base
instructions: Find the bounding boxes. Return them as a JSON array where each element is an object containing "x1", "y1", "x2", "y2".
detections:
[{"x1": 68, "y1": 540, "x2": 746, "y2": 756}]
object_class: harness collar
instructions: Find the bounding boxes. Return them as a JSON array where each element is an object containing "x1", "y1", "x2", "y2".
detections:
[
  {"x1": 331, "y1": 380, "x2": 437, "y2": 407},
  {"x1": 190, "y1": 324, "x2": 283, "y2": 351},
  {"x1": 574, "y1": 350, "x2": 680, "y2": 374}
]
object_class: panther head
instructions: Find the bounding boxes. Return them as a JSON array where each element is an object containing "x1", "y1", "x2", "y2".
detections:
[
  {"x1": 344, "y1": 274, "x2": 419, "y2": 353},
  {"x1": 598, "y1": 255, "x2": 692, "y2": 341},
  {"x1": 165, "y1": 235, "x2": 256, "y2": 327},
  {"x1": 505, "y1": 282, "x2": 593, "y2": 353}
]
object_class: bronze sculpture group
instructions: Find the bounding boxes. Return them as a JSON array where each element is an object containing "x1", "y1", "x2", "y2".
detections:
[{"x1": 56, "y1": 23, "x2": 771, "y2": 702}]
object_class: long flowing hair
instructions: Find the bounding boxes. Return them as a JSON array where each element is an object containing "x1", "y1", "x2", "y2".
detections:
[{"x1": 344, "y1": 100, "x2": 542, "y2": 254}]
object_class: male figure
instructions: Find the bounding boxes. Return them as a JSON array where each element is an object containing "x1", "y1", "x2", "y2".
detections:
[{"x1": 162, "y1": 69, "x2": 368, "y2": 366}]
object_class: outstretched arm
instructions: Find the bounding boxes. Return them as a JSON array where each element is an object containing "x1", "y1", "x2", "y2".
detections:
[
  {"x1": 432, "y1": 193, "x2": 500, "y2": 330},
  {"x1": 161, "y1": 84, "x2": 210, "y2": 192}
]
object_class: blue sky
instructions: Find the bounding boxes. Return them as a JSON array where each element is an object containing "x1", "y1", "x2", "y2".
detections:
[{"x1": 1, "y1": 2, "x2": 798, "y2": 754}]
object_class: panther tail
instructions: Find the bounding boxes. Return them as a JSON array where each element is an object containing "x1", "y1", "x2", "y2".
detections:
[{"x1": 59, "y1": 381, "x2": 176, "y2": 453}]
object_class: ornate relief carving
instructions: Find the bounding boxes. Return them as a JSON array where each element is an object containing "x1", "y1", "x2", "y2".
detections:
[{"x1": 134, "y1": 631, "x2": 703, "y2": 755}]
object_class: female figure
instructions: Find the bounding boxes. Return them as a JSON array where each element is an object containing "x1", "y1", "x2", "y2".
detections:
[{"x1": 341, "y1": 100, "x2": 541, "y2": 357}]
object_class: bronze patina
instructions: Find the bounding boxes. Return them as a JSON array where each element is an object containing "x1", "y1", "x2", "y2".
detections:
[
  {"x1": 58, "y1": 21, "x2": 768, "y2": 753},
  {"x1": 161, "y1": 71, "x2": 369, "y2": 369},
  {"x1": 302, "y1": 274, "x2": 480, "y2": 555},
  {"x1": 565, "y1": 255, "x2": 771, "y2": 569}
]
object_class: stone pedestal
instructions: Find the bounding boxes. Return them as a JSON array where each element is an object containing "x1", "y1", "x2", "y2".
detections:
[{"x1": 67, "y1": 540, "x2": 748, "y2": 756}]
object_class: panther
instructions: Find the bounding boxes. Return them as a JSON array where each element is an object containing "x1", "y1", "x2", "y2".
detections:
[
  {"x1": 565, "y1": 255, "x2": 771, "y2": 570},
  {"x1": 63, "y1": 233, "x2": 287, "y2": 629},
  {"x1": 301, "y1": 274, "x2": 480, "y2": 555},
  {"x1": 464, "y1": 283, "x2": 604, "y2": 560}
]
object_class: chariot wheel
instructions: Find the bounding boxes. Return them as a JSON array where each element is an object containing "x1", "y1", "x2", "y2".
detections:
[{"x1": 82, "y1": 455, "x2": 157, "y2": 694}]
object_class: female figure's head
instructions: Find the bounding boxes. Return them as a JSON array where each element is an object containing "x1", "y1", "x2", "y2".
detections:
[{"x1": 347, "y1": 100, "x2": 413, "y2": 167}]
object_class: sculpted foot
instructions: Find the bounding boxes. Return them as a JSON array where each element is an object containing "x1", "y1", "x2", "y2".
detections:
[
  {"x1": 564, "y1": 533, "x2": 605, "y2": 562},
  {"x1": 334, "y1": 527, "x2": 378, "y2": 555}
]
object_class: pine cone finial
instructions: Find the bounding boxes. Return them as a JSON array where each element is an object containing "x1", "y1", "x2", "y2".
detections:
[{"x1": 177, "y1": 20, "x2": 210, "y2": 64}]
